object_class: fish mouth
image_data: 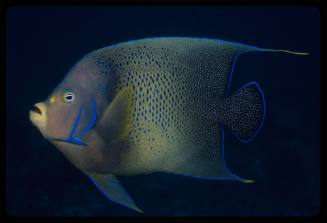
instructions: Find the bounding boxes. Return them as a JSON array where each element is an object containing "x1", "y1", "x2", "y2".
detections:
[
  {"x1": 32, "y1": 104, "x2": 42, "y2": 115},
  {"x1": 29, "y1": 103, "x2": 47, "y2": 130}
]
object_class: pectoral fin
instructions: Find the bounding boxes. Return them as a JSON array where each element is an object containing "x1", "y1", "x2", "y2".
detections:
[
  {"x1": 96, "y1": 86, "x2": 135, "y2": 143},
  {"x1": 88, "y1": 173, "x2": 143, "y2": 213}
]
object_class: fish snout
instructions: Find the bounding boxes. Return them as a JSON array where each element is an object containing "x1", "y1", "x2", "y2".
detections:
[{"x1": 29, "y1": 102, "x2": 47, "y2": 130}]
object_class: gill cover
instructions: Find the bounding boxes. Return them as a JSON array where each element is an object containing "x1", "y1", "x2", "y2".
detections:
[{"x1": 51, "y1": 97, "x2": 97, "y2": 146}]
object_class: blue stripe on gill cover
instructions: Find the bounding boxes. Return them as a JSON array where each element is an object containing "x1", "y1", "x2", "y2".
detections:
[
  {"x1": 66, "y1": 106, "x2": 86, "y2": 145},
  {"x1": 78, "y1": 98, "x2": 97, "y2": 138},
  {"x1": 65, "y1": 97, "x2": 97, "y2": 146}
]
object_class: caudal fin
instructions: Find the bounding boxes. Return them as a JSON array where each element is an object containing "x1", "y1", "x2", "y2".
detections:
[{"x1": 218, "y1": 82, "x2": 265, "y2": 143}]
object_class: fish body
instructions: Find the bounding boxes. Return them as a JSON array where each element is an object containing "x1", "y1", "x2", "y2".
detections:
[{"x1": 29, "y1": 37, "x2": 307, "y2": 212}]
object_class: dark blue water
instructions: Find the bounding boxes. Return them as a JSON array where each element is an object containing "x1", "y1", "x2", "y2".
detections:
[{"x1": 6, "y1": 6, "x2": 320, "y2": 217}]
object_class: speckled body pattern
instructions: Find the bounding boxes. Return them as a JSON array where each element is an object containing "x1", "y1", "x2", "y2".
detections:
[
  {"x1": 30, "y1": 37, "x2": 308, "y2": 211},
  {"x1": 77, "y1": 37, "x2": 262, "y2": 178}
]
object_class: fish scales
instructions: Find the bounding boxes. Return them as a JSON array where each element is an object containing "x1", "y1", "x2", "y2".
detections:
[
  {"x1": 88, "y1": 38, "x2": 243, "y2": 175},
  {"x1": 30, "y1": 37, "x2": 307, "y2": 212}
]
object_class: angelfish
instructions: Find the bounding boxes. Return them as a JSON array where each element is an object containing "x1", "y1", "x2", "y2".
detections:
[{"x1": 29, "y1": 37, "x2": 307, "y2": 212}]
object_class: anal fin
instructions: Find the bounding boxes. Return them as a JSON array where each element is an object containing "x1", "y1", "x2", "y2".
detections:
[
  {"x1": 164, "y1": 126, "x2": 234, "y2": 180},
  {"x1": 88, "y1": 173, "x2": 143, "y2": 213},
  {"x1": 164, "y1": 125, "x2": 254, "y2": 183}
]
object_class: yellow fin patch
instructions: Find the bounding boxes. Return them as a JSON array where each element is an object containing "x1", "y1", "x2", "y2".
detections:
[{"x1": 96, "y1": 86, "x2": 135, "y2": 143}]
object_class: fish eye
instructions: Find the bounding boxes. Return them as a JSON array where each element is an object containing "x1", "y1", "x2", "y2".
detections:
[{"x1": 63, "y1": 90, "x2": 76, "y2": 103}]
